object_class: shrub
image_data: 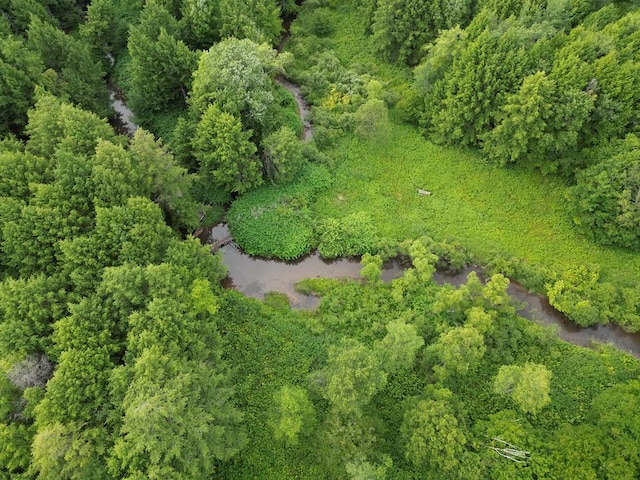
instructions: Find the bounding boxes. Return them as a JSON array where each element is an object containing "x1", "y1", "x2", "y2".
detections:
[
  {"x1": 227, "y1": 164, "x2": 332, "y2": 260},
  {"x1": 317, "y1": 212, "x2": 379, "y2": 259}
]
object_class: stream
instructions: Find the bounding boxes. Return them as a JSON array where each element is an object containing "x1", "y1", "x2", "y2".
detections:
[
  {"x1": 201, "y1": 224, "x2": 640, "y2": 357},
  {"x1": 106, "y1": 53, "x2": 138, "y2": 137},
  {"x1": 106, "y1": 48, "x2": 640, "y2": 358}
]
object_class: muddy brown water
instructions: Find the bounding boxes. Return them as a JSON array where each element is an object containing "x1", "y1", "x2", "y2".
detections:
[
  {"x1": 202, "y1": 224, "x2": 640, "y2": 357},
  {"x1": 109, "y1": 87, "x2": 138, "y2": 137}
]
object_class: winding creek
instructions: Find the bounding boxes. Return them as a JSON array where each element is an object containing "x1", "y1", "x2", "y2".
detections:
[
  {"x1": 201, "y1": 225, "x2": 640, "y2": 357},
  {"x1": 108, "y1": 53, "x2": 640, "y2": 358}
]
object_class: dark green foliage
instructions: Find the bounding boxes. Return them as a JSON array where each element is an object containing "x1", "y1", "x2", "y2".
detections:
[
  {"x1": 484, "y1": 71, "x2": 594, "y2": 173},
  {"x1": 194, "y1": 104, "x2": 262, "y2": 194},
  {"x1": 27, "y1": 17, "x2": 110, "y2": 117},
  {"x1": 127, "y1": 1, "x2": 197, "y2": 117},
  {"x1": 567, "y1": 135, "x2": 640, "y2": 249},
  {"x1": 81, "y1": 0, "x2": 130, "y2": 52},
  {"x1": 425, "y1": 25, "x2": 534, "y2": 147},
  {"x1": 218, "y1": 0, "x2": 282, "y2": 46},
  {"x1": 372, "y1": 0, "x2": 473, "y2": 65},
  {"x1": 227, "y1": 164, "x2": 332, "y2": 259},
  {"x1": 2, "y1": 1, "x2": 640, "y2": 478},
  {"x1": 0, "y1": 35, "x2": 44, "y2": 137},
  {"x1": 270, "y1": 83, "x2": 304, "y2": 138}
]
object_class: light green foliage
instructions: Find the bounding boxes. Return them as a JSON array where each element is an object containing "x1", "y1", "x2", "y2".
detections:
[
  {"x1": 345, "y1": 457, "x2": 391, "y2": 480},
  {"x1": 317, "y1": 212, "x2": 379, "y2": 259},
  {"x1": 400, "y1": 389, "x2": 466, "y2": 472},
  {"x1": 391, "y1": 241, "x2": 438, "y2": 301},
  {"x1": 261, "y1": 126, "x2": 305, "y2": 183},
  {"x1": 194, "y1": 104, "x2": 262, "y2": 194},
  {"x1": 31, "y1": 423, "x2": 110, "y2": 480},
  {"x1": 61, "y1": 197, "x2": 174, "y2": 294},
  {"x1": 590, "y1": 380, "x2": 640, "y2": 441},
  {"x1": 0, "y1": 422, "x2": 34, "y2": 476},
  {"x1": 354, "y1": 98, "x2": 389, "y2": 140},
  {"x1": 111, "y1": 270, "x2": 243, "y2": 478},
  {"x1": 0, "y1": 275, "x2": 66, "y2": 357},
  {"x1": 322, "y1": 338, "x2": 387, "y2": 416},
  {"x1": 0, "y1": 150, "x2": 49, "y2": 200},
  {"x1": 294, "y1": 277, "x2": 343, "y2": 296},
  {"x1": 494, "y1": 362, "x2": 552, "y2": 414},
  {"x1": 545, "y1": 424, "x2": 606, "y2": 480},
  {"x1": 585, "y1": 380, "x2": 640, "y2": 479},
  {"x1": 433, "y1": 272, "x2": 514, "y2": 324},
  {"x1": 374, "y1": 318, "x2": 424, "y2": 372},
  {"x1": 227, "y1": 164, "x2": 331, "y2": 259},
  {"x1": 429, "y1": 325, "x2": 486, "y2": 379},
  {"x1": 112, "y1": 347, "x2": 244, "y2": 479},
  {"x1": 360, "y1": 253, "x2": 383, "y2": 284},
  {"x1": 271, "y1": 385, "x2": 316, "y2": 445},
  {"x1": 163, "y1": 237, "x2": 228, "y2": 287},
  {"x1": 190, "y1": 278, "x2": 220, "y2": 316},
  {"x1": 568, "y1": 136, "x2": 640, "y2": 249},
  {"x1": 34, "y1": 347, "x2": 113, "y2": 426},
  {"x1": 586, "y1": 380, "x2": 640, "y2": 477},
  {"x1": 91, "y1": 140, "x2": 144, "y2": 207},
  {"x1": 544, "y1": 265, "x2": 630, "y2": 327},
  {"x1": 2, "y1": 203, "x2": 83, "y2": 277},
  {"x1": 94, "y1": 197, "x2": 173, "y2": 264},
  {"x1": 191, "y1": 38, "x2": 287, "y2": 131},
  {"x1": 26, "y1": 94, "x2": 116, "y2": 158}
]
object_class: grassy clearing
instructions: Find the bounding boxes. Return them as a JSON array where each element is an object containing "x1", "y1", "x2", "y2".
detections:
[
  {"x1": 312, "y1": 125, "x2": 640, "y2": 285},
  {"x1": 291, "y1": 1, "x2": 640, "y2": 287}
]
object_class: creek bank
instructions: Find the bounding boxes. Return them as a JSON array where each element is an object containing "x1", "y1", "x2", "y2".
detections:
[
  {"x1": 275, "y1": 74, "x2": 313, "y2": 142},
  {"x1": 201, "y1": 223, "x2": 640, "y2": 357}
]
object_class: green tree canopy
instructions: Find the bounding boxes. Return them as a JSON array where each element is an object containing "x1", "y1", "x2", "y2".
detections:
[
  {"x1": 494, "y1": 362, "x2": 552, "y2": 414},
  {"x1": 567, "y1": 136, "x2": 640, "y2": 249},
  {"x1": 400, "y1": 388, "x2": 467, "y2": 473},
  {"x1": 321, "y1": 338, "x2": 387, "y2": 416},
  {"x1": 193, "y1": 104, "x2": 262, "y2": 194}
]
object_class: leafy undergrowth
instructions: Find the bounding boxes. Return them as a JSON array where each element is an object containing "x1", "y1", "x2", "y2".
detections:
[
  {"x1": 227, "y1": 164, "x2": 332, "y2": 260},
  {"x1": 311, "y1": 127, "x2": 640, "y2": 286}
]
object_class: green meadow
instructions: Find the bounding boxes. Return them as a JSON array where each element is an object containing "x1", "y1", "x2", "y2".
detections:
[{"x1": 313, "y1": 123, "x2": 640, "y2": 286}]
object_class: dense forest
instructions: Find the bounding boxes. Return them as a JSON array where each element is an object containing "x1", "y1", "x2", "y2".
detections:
[{"x1": 1, "y1": 0, "x2": 640, "y2": 478}]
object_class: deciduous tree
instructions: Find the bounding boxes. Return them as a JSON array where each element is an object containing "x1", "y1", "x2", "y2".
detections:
[{"x1": 494, "y1": 362, "x2": 552, "y2": 414}]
